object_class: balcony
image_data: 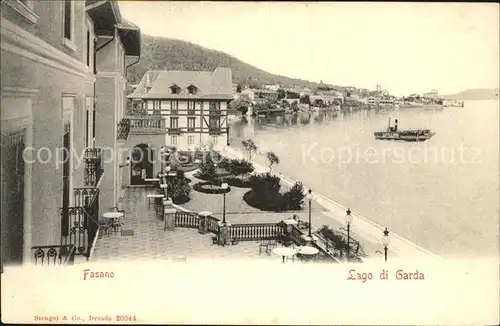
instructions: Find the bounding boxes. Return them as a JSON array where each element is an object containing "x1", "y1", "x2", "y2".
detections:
[
  {"x1": 84, "y1": 148, "x2": 104, "y2": 187},
  {"x1": 208, "y1": 128, "x2": 222, "y2": 135},
  {"x1": 31, "y1": 244, "x2": 76, "y2": 266},
  {"x1": 168, "y1": 127, "x2": 181, "y2": 135},
  {"x1": 128, "y1": 116, "x2": 165, "y2": 135},
  {"x1": 61, "y1": 188, "x2": 100, "y2": 258}
]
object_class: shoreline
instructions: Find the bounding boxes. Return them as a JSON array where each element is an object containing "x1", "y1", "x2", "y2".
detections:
[{"x1": 222, "y1": 145, "x2": 441, "y2": 261}]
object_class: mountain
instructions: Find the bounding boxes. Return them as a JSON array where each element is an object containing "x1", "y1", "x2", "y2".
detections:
[
  {"x1": 441, "y1": 88, "x2": 499, "y2": 101},
  {"x1": 127, "y1": 34, "x2": 326, "y2": 89}
]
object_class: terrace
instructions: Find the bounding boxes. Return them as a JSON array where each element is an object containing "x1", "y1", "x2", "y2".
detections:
[{"x1": 91, "y1": 155, "x2": 378, "y2": 263}]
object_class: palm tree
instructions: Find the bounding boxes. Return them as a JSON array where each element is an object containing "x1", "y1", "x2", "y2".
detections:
[
  {"x1": 242, "y1": 139, "x2": 257, "y2": 161},
  {"x1": 266, "y1": 152, "x2": 280, "y2": 173}
]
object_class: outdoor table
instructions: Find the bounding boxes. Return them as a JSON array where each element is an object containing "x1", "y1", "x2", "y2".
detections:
[
  {"x1": 298, "y1": 246, "x2": 319, "y2": 255},
  {"x1": 102, "y1": 211, "x2": 124, "y2": 234},
  {"x1": 272, "y1": 247, "x2": 297, "y2": 263},
  {"x1": 297, "y1": 246, "x2": 319, "y2": 262}
]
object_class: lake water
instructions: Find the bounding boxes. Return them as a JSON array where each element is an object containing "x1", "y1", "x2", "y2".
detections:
[{"x1": 229, "y1": 101, "x2": 500, "y2": 259}]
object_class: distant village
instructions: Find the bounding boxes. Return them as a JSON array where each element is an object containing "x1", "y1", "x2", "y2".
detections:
[{"x1": 228, "y1": 82, "x2": 453, "y2": 116}]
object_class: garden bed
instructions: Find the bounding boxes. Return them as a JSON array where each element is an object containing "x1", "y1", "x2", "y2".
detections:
[{"x1": 193, "y1": 181, "x2": 232, "y2": 194}]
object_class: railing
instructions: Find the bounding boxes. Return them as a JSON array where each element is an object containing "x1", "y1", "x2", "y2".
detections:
[
  {"x1": 117, "y1": 118, "x2": 131, "y2": 141},
  {"x1": 128, "y1": 116, "x2": 165, "y2": 134},
  {"x1": 31, "y1": 244, "x2": 76, "y2": 266},
  {"x1": 174, "y1": 212, "x2": 199, "y2": 228},
  {"x1": 289, "y1": 225, "x2": 340, "y2": 262},
  {"x1": 168, "y1": 128, "x2": 181, "y2": 135},
  {"x1": 229, "y1": 223, "x2": 284, "y2": 241},
  {"x1": 289, "y1": 225, "x2": 307, "y2": 245},
  {"x1": 61, "y1": 188, "x2": 99, "y2": 258},
  {"x1": 84, "y1": 148, "x2": 103, "y2": 187},
  {"x1": 208, "y1": 128, "x2": 222, "y2": 135}
]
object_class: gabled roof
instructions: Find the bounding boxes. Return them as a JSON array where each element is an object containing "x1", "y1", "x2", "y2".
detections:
[{"x1": 128, "y1": 67, "x2": 233, "y2": 100}]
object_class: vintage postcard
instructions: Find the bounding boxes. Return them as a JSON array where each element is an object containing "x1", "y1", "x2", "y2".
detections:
[{"x1": 1, "y1": 0, "x2": 499, "y2": 324}]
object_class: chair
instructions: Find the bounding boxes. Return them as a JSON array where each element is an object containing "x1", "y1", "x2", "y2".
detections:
[
  {"x1": 111, "y1": 217, "x2": 124, "y2": 235},
  {"x1": 98, "y1": 220, "x2": 112, "y2": 238}
]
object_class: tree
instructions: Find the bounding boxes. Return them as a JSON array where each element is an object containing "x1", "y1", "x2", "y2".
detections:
[
  {"x1": 277, "y1": 88, "x2": 286, "y2": 100},
  {"x1": 242, "y1": 139, "x2": 257, "y2": 161},
  {"x1": 300, "y1": 94, "x2": 310, "y2": 105},
  {"x1": 266, "y1": 152, "x2": 280, "y2": 173}
]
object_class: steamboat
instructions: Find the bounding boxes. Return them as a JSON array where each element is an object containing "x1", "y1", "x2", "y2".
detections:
[{"x1": 374, "y1": 118, "x2": 435, "y2": 142}]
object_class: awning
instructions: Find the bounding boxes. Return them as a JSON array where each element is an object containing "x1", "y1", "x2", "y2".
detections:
[
  {"x1": 85, "y1": 0, "x2": 121, "y2": 36},
  {"x1": 117, "y1": 20, "x2": 141, "y2": 56}
]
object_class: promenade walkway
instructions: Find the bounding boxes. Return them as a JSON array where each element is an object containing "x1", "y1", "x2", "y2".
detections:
[{"x1": 222, "y1": 146, "x2": 441, "y2": 262}]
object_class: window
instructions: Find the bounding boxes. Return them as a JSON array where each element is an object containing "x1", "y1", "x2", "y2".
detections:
[
  {"x1": 170, "y1": 136, "x2": 177, "y2": 146},
  {"x1": 187, "y1": 117, "x2": 196, "y2": 131},
  {"x1": 170, "y1": 117, "x2": 179, "y2": 129},
  {"x1": 62, "y1": 0, "x2": 75, "y2": 50},
  {"x1": 171, "y1": 100, "x2": 179, "y2": 114},
  {"x1": 85, "y1": 96, "x2": 94, "y2": 147},
  {"x1": 187, "y1": 101, "x2": 196, "y2": 115},
  {"x1": 211, "y1": 136, "x2": 218, "y2": 145},
  {"x1": 86, "y1": 30, "x2": 90, "y2": 66},
  {"x1": 153, "y1": 100, "x2": 161, "y2": 115},
  {"x1": 63, "y1": 0, "x2": 72, "y2": 39},
  {"x1": 170, "y1": 85, "x2": 180, "y2": 95},
  {"x1": 209, "y1": 101, "x2": 220, "y2": 112},
  {"x1": 188, "y1": 85, "x2": 197, "y2": 95},
  {"x1": 209, "y1": 116, "x2": 220, "y2": 129},
  {"x1": 188, "y1": 136, "x2": 194, "y2": 145}
]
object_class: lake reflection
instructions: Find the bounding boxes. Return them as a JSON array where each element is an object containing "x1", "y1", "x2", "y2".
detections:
[{"x1": 229, "y1": 102, "x2": 500, "y2": 259}]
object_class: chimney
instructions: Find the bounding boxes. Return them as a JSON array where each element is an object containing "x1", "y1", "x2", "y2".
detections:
[{"x1": 394, "y1": 119, "x2": 398, "y2": 131}]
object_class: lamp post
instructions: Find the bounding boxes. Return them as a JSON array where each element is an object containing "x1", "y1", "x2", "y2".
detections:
[
  {"x1": 382, "y1": 228, "x2": 390, "y2": 262},
  {"x1": 345, "y1": 208, "x2": 353, "y2": 262},
  {"x1": 306, "y1": 188, "x2": 313, "y2": 237},
  {"x1": 221, "y1": 182, "x2": 228, "y2": 224}
]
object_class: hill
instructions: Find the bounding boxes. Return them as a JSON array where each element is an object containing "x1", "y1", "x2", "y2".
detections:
[
  {"x1": 127, "y1": 34, "x2": 325, "y2": 89},
  {"x1": 441, "y1": 88, "x2": 499, "y2": 101}
]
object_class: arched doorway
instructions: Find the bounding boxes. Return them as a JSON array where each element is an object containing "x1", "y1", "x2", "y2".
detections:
[{"x1": 130, "y1": 144, "x2": 154, "y2": 186}]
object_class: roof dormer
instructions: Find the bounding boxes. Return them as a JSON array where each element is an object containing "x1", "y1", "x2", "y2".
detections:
[
  {"x1": 187, "y1": 84, "x2": 198, "y2": 95},
  {"x1": 170, "y1": 84, "x2": 181, "y2": 95}
]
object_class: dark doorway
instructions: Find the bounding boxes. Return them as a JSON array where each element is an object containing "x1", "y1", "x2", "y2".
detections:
[
  {"x1": 130, "y1": 144, "x2": 154, "y2": 186},
  {"x1": 1, "y1": 131, "x2": 25, "y2": 265}
]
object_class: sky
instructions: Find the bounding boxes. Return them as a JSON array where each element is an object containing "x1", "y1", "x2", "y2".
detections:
[{"x1": 118, "y1": 1, "x2": 499, "y2": 96}]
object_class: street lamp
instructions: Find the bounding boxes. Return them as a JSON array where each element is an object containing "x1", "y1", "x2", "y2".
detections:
[
  {"x1": 221, "y1": 182, "x2": 228, "y2": 224},
  {"x1": 345, "y1": 208, "x2": 353, "y2": 261},
  {"x1": 381, "y1": 228, "x2": 391, "y2": 262},
  {"x1": 306, "y1": 188, "x2": 313, "y2": 237}
]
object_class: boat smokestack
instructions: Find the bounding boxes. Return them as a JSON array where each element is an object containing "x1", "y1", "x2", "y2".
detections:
[{"x1": 394, "y1": 119, "x2": 398, "y2": 131}]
